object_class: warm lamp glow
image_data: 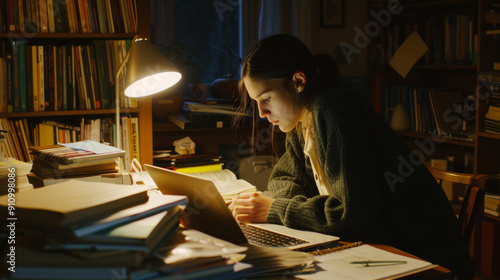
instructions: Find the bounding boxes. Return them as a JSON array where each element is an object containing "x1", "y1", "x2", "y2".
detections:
[
  {"x1": 123, "y1": 38, "x2": 181, "y2": 97},
  {"x1": 125, "y1": 72, "x2": 182, "y2": 97}
]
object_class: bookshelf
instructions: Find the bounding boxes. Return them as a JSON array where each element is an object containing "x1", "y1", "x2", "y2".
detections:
[
  {"x1": 368, "y1": 0, "x2": 500, "y2": 278},
  {"x1": 368, "y1": 0, "x2": 500, "y2": 175},
  {"x1": 0, "y1": 0, "x2": 153, "y2": 166}
]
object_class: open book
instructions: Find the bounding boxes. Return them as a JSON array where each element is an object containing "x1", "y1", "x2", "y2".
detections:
[{"x1": 188, "y1": 169, "x2": 257, "y2": 200}]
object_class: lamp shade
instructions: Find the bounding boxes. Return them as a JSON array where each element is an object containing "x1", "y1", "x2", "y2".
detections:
[{"x1": 124, "y1": 38, "x2": 182, "y2": 98}]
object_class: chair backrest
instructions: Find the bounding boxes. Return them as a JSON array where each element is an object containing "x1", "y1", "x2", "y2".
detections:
[{"x1": 427, "y1": 167, "x2": 485, "y2": 269}]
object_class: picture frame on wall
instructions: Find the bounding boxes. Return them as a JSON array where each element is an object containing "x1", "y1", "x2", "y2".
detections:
[{"x1": 321, "y1": 0, "x2": 345, "y2": 27}]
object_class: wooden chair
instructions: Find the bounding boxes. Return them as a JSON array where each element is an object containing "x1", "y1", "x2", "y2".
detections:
[{"x1": 427, "y1": 167, "x2": 486, "y2": 275}]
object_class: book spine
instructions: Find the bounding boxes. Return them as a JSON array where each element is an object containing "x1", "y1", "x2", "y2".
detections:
[
  {"x1": 38, "y1": 45, "x2": 45, "y2": 111},
  {"x1": 31, "y1": 45, "x2": 38, "y2": 112}
]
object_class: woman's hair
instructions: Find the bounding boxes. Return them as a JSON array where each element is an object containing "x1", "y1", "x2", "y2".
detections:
[{"x1": 233, "y1": 34, "x2": 339, "y2": 154}]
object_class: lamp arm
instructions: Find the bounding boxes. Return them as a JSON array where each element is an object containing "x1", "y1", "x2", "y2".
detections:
[{"x1": 115, "y1": 50, "x2": 131, "y2": 150}]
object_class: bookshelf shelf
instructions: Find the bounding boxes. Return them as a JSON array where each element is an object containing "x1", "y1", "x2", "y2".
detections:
[
  {"x1": 371, "y1": 64, "x2": 477, "y2": 74},
  {"x1": 396, "y1": 131, "x2": 475, "y2": 148},
  {"x1": 477, "y1": 131, "x2": 500, "y2": 141},
  {"x1": 0, "y1": 109, "x2": 140, "y2": 118},
  {"x1": 486, "y1": 213, "x2": 500, "y2": 222},
  {"x1": 401, "y1": 0, "x2": 474, "y2": 9},
  {"x1": 0, "y1": 32, "x2": 137, "y2": 39},
  {"x1": 412, "y1": 65, "x2": 477, "y2": 71},
  {"x1": 397, "y1": 131, "x2": 475, "y2": 148}
]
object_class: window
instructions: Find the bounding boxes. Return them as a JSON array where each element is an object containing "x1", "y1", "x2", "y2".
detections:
[{"x1": 153, "y1": 0, "x2": 241, "y2": 89}]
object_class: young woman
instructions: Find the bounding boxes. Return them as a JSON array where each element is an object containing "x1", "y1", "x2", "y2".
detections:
[{"x1": 230, "y1": 34, "x2": 471, "y2": 279}]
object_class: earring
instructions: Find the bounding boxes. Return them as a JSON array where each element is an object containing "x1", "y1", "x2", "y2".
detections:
[{"x1": 297, "y1": 87, "x2": 303, "y2": 93}]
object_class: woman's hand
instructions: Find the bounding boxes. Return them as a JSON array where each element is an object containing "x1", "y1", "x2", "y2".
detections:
[{"x1": 228, "y1": 192, "x2": 274, "y2": 223}]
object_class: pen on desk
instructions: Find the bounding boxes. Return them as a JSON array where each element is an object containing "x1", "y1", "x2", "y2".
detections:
[{"x1": 350, "y1": 260, "x2": 407, "y2": 267}]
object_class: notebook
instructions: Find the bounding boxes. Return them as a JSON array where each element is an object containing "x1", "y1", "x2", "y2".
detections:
[{"x1": 144, "y1": 164, "x2": 339, "y2": 250}]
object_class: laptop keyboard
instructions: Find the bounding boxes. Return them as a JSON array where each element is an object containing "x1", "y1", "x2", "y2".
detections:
[{"x1": 239, "y1": 223, "x2": 309, "y2": 247}]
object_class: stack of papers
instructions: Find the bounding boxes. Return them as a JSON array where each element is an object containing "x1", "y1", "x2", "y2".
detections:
[{"x1": 298, "y1": 245, "x2": 435, "y2": 280}]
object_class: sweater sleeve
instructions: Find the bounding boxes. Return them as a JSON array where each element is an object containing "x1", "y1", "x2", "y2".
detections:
[{"x1": 266, "y1": 88, "x2": 383, "y2": 239}]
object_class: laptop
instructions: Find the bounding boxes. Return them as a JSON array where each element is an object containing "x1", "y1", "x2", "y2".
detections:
[{"x1": 144, "y1": 164, "x2": 339, "y2": 250}]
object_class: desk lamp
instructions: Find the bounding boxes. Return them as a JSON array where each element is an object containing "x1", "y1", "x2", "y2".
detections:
[{"x1": 115, "y1": 37, "x2": 181, "y2": 169}]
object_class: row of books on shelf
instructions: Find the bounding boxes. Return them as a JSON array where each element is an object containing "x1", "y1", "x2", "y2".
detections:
[
  {"x1": 0, "y1": 116, "x2": 139, "y2": 169},
  {"x1": 380, "y1": 82, "x2": 475, "y2": 141},
  {"x1": 0, "y1": 39, "x2": 136, "y2": 113},
  {"x1": 485, "y1": 193, "x2": 500, "y2": 217},
  {"x1": 481, "y1": 74, "x2": 500, "y2": 135},
  {"x1": 374, "y1": 13, "x2": 477, "y2": 66},
  {"x1": 0, "y1": 0, "x2": 137, "y2": 34}
]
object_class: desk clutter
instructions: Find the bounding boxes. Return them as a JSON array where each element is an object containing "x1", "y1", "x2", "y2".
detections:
[
  {"x1": 0, "y1": 166, "x2": 442, "y2": 279},
  {"x1": 25, "y1": 140, "x2": 131, "y2": 188},
  {"x1": 0, "y1": 180, "x2": 314, "y2": 280}
]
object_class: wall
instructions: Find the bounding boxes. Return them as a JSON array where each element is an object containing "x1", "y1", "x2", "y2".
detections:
[{"x1": 309, "y1": 0, "x2": 369, "y2": 77}]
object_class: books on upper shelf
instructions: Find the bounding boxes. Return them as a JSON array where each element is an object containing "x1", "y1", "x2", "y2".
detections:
[
  {"x1": 0, "y1": 39, "x2": 136, "y2": 114},
  {"x1": 0, "y1": 179, "x2": 149, "y2": 232},
  {"x1": 0, "y1": 0, "x2": 137, "y2": 34}
]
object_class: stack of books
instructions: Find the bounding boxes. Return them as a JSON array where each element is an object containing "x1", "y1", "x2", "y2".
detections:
[
  {"x1": 0, "y1": 180, "x2": 188, "y2": 279},
  {"x1": 481, "y1": 73, "x2": 500, "y2": 135},
  {"x1": 26, "y1": 140, "x2": 127, "y2": 187},
  {"x1": 0, "y1": 157, "x2": 32, "y2": 194},
  {"x1": 485, "y1": 193, "x2": 500, "y2": 217},
  {"x1": 485, "y1": 105, "x2": 500, "y2": 135},
  {"x1": 153, "y1": 153, "x2": 224, "y2": 173}
]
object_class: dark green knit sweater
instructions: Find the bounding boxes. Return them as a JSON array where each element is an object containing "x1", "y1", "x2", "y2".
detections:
[{"x1": 265, "y1": 86, "x2": 470, "y2": 278}]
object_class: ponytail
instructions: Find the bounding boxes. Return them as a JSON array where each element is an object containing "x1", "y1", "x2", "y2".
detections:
[{"x1": 312, "y1": 54, "x2": 340, "y2": 88}]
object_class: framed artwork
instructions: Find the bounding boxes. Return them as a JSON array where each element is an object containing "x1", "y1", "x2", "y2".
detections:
[{"x1": 321, "y1": 0, "x2": 345, "y2": 28}]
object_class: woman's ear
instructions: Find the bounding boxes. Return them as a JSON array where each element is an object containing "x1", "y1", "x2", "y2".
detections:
[{"x1": 293, "y1": 71, "x2": 306, "y2": 92}]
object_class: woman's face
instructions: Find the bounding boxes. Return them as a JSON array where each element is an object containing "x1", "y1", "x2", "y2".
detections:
[{"x1": 243, "y1": 76, "x2": 305, "y2": 133}]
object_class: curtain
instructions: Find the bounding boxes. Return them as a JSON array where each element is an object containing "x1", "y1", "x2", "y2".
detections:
[{"x1": 239, "y1": 0, "x2": 312, "y2": 59}]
